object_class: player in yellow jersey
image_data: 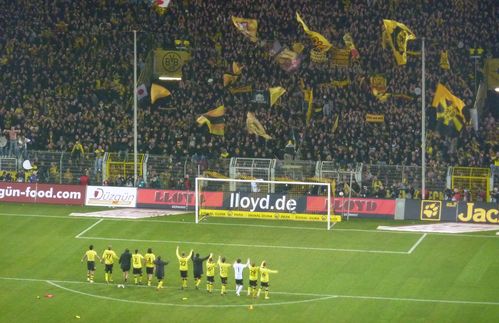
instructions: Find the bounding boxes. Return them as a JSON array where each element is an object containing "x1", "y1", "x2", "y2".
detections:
[
  {"x1": 205, "y1": 256, "x2": 216, "y2": 293},
  {"x1": 176, "y1": 246, "x2": 193, "y2": 289},
  {"x1": 247, "y1": 261, "x2": 259, "y2": 297},
  {"x1": 257, "y1": 261, "x2": 278, "y2": 299},
  {"x1": 81, "y1": 245, "x2": 101, "y2": 283},
  {"x1": 144, "y1": 248, "x2": 156, "y2": 286},
  {"x1": 101, "y1": 245, "x2": 118, "y2": 283},
  {"x1": 131, "y1": 249, "x2": 145, "y2": 285},
  {"x1": 217, "y1": 256, "x2": 232, "y2": 296}
]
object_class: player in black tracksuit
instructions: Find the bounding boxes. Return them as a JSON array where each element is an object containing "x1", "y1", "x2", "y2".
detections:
[
  {"x1": 192, "y1": 252, "x2": 212, "y2": 289},
  {"x1": 154, "y1": 256, "x2": 169, "y2": 290},
  {"x1": 119, "y1": 249, "x2": 132, "y2": 283}
]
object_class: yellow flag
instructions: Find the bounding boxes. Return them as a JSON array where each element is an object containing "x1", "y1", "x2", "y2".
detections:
[
  {"x1": 150, "y1": 83, "x2": 171, "y2": 104},
  {"x1": 232, "y1": 62, "x2": 243, "y2": 75},
  {"x1": 440, "y1": 50, "x2": 450, "y2": 70},
  {"x1": 246, "y1": 112, "x2": 271, "y2": 139},
  {"x1": 331, "y1": 114, "x2": 339, "y2": 133},
  {"x1": 223, "y1": 74, "x2": 239, "y2": 87},
  {"x1": 269, "y1": 87, "x2": 286, "y2": 107},
  {"x1": 296, "y1": 12, "x2": 332, "y2": 52},
  {"x1": 365, "y1": 114, "x2": 385, "y2": 123},
  {"x1": 484, "y1": 58, "x2": 499, "y2": 90},
  {"x1": 231, "y1": 16, "x2": 258, "y2": 42},
  {"x1": 343, "y1": 33, "x2": 360, "y2": 59},
  {"x1": 431, "y1": 83, "x2": 465, "y2": 132},
  {"x1": 382, "y1": 19, "x2": 416, "y2": 65},
  {"x1": 196, "y1": 105, "x2": 225, "y2": 136},
  {"x1": 153, "y1": 49, "x2": 191, "y2": 80},
  {"x1": 306, "y1": 89, "x2": 314, "y2": 125}
]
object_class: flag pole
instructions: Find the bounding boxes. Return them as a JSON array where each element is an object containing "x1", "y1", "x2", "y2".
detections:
[
  {"x1": 421, "y1": 37, "x2": 426, "y2": 199},
  {"x1": 133, "y1": 30, "x2": 138, "y2": 185}
]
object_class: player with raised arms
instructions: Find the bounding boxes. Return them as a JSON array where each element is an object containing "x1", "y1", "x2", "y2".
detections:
[
  {"x1": 176, "y1": 246, "x2": 193, "y2": 289},
  {"x1": 192, "y1": 251, "x2": 212, "y2": 289},
  {"x1": 233, "y1": 258, "x2": 250, "y2": 296},
  {"x1": 247, "y1": 260, "x2": 259, "y2": 297},
  {"x1": 257, "y1": 261, "x2": 278, "y2": 299},
  {"x1": 205, "y1": 255, "x2": 216, "y2": 293},
  {"x1": 217, "y1": 256, "x2": 232, "y2": 296}
]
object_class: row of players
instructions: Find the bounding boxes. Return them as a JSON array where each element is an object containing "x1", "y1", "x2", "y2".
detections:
[{"x1": 81, "y1": 245, "x2": 279, "y2": 299}]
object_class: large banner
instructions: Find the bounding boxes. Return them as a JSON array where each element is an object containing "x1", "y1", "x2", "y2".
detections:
[
  {"x1": 307, "y1": 196, "x2": 396, "y2": 218},
  {"x1": 137, "y1": 189, "x2": 223, "y2": 210},
  {"x1": 85, "y1": 186, "x2": 137, "y2": 208},
  {"x1": 405, "y1": 200, "x2": 498, "y2": 224},
  {"x1": 0, "y1": 182, "x2": 85, "y2": 205}
]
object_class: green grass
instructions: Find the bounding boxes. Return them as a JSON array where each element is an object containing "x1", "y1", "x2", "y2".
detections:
[{"x1": 0, "y1": 203, "x2": 498, "y2": 323}]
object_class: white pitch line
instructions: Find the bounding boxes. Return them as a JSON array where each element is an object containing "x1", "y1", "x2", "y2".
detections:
[
  {"x1": 1, "y1": 212, "x2": 498, "y2": 239},
  {"x1": 78, "y1": 235, "x2": 408, "y2": 254},
  {"x1": 75, "y1": 219, "x2": 104, "y2": 238},
  {"x1": 1, "y1": 276, "x2": 498, "y2": 307},
  {"x1": 407, "y1": 233, "x2": 427, "y2": 254}
]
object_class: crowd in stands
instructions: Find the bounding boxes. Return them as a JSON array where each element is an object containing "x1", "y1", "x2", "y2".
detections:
[{"x1": 0, "y1": 0, "x2": 497, "y2": 196}]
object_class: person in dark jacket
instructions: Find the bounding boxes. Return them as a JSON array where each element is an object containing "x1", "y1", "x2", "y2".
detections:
[
  {"x1": 154, "y1": 256, "x2": 169, "y2": 290},
  {"x1": 119, "y1": 249, "x2": 132, "y2": 284},
  {"x1": 192, "y1": 252, "x2": 212, "y2": 289}
]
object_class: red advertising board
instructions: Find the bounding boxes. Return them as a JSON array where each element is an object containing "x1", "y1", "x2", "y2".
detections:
[
  {"x1": 0, "y1": 182, "x2": 86, "y2": 205},
  {"x1": 307, "y1": 196, "x2": 396, "y2": 217},
  {"x1": 137, "y1": 189, "x2": 223, "y2": 209}
]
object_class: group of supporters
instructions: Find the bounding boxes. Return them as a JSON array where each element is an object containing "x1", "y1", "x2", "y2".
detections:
[{"x1": 82, "y1": 244, "x2": 278, "y2": 299}]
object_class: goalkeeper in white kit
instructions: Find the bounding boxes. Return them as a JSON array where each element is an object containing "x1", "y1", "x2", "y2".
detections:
[{"x1": 233, "y1": 258, "x2": 250, "y2": 296}]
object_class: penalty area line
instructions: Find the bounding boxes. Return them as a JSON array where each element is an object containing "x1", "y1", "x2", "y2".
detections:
[
  {"x1": 76, "y1": 235, "x2": 408, "y2": 254},
  {"x1": 407, "y1": 233, "x2": 427, "y2": 254},
  {"x1": 75, "y1": 219, "x2": 104, "y2": 238}
]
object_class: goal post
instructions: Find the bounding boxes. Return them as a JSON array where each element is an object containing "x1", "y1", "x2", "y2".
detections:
[{"x1": 195, "y1": 177, "x2": 341, "y2": 230}]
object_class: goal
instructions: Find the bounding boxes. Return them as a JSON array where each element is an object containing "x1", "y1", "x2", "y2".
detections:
[{"x1": 194, "y1": 177, "x2": 340, "y2": 230}]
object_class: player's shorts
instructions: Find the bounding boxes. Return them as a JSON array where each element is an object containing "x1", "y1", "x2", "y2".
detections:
[
  {"x1": 207, "y1": 276, "x2": 214, "y2": 283},
  {"x1": 87, "y1": 261, "x2": 95, "y2": 271},
  {"x1": 146, "y1": 267, "x2": 154, "y2": 275},
  {"x1": 133, "y1": 268, "x2": 142, "y2": 275},
  {"x1": 180, "y1": 270, "x2": 187, "y2": 278},
  {"x1": 105, "y1": 264, "x2": 113, "y2": 273},
  {"x1": 260, "y1": 282, "x2": 269, "y2": 288},
  {"x1": 220, "y1": 277, "x2": 227, "y2": 284},
  {"x1": 249, "y1": 280, "x2": 257, "y2": 287},
  {"x1": 235, "y1": 279, "x2": 243, "y2": 285},
  {"x1": 121, "y1": 265, "x2": 130, "y2": 272}
]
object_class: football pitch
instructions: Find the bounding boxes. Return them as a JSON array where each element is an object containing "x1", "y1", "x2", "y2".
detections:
[{"x1": 0, "y1": 203, "x2": 498, "y2": 323}]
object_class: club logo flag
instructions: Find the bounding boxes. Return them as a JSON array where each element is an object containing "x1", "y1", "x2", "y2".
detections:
[
  {"x1": 196, "y1": 105, "x2": 225, "y2": 136},
  {"x1": 331, "y1": 48, "x2": 350, "y2": 67},
  {"x1": 231, "y1": 16, "x2": 258, "y2": 43},
  {"x1": 137, "y1": 84, "x2": 148, "y2": 101},
  {"x1": 343, "y1": 33, "x2": 360, "y2": 59},
  {"x1": 153, "y1": 49, "x2": 190, "y2": 81},
  {"x1": 296, "y1": 12, "x2": 332, "y2": 52},
  {"x1": 275, "y1": 48, "x2": 301, "y2": 72},
  {"x1": 484, "y1": 58, "x2": 499, "y2": 90},
  {"x1": 246, "y1": 112, "x2": 272, "y2": 139},
  {"x1": 370, "y1": 74, "x2": 390, "y2": 102},
  {"x1": 382, "y1": 19, "x2": 416, "y2": 65},
  {"x1": 431, "y1": 83, "x2": 466, "y2": 132},
  {"x1": 269, "y1": 87, "x2": 286, "y2": 107},
  {"x1": 150, "y1": 83, "x2": 171, "y2": 104}
]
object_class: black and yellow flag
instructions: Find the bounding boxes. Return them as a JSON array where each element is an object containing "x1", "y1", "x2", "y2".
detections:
[
  {"x1": 269, "y1": 87, "x2": 286, "y2": 107},
  {"x1": 296, "y1": 12, "x2": 332, "y2": 52},
  {"x1": 196, "y1": 105, "x2": 225, "y2": 136},
  {"x1": 343, "y1": 33, "x2": 360, "y2": 60},
  {"x1": 223, "y1": 74, "x2": 239, "y2": 87},
  {"x1": 370, "y1": 74, "x2": 390, "y2": 102},
  {"x1": 150, "y1": 83, "x2": 171, "y2": 104},
  {"x1": 331, "y1": 114, "x2": 339, "y2": 134},
  {"x1": 153, "y1": 49, "x2": 191, "y2": 80},
  {"x1": 484, "y1": 58, "x2": 499, "y2": 90},
  {"x1": 306, "y1": 88, "x2": 314, "y2": 125},
  {"x1": 246, "y1": 112, "x2": 271, "y2": 139},
  {"x1": 431, "y1": 84, "x2": 465, "y2": 132},
  {"x1": 232, "y1": 62, "x2": 243, "y2": 75},
  {"x1": 382, "y1": 19, "x2": 416, "y2": 65},
  {"x1": 440, "y1": 50, "x2": 450, "y2": 70},
  {"x1": 231, "y1": 16, "x2": 258, "y2": 42}
]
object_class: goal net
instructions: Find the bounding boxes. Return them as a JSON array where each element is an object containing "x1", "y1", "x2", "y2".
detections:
[{"x1": 195, "y1": 177, "x2": 341, "y2": 230}]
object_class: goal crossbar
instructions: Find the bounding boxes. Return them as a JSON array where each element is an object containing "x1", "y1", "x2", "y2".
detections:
[{"x1": 195, "y1": 177, "x2": 336, "y2": 230}]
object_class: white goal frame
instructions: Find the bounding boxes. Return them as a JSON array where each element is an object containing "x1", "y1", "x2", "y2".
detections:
[{"x1": 195, "y1": 177, "x2": 335, "y2": 230}]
